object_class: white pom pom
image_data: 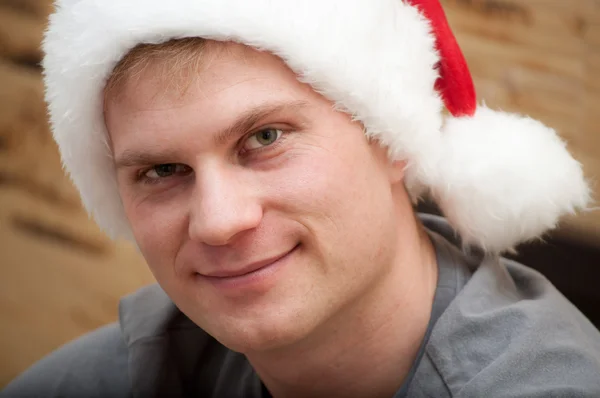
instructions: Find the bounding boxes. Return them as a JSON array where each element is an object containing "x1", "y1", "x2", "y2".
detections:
[{"x1": 428, "y1": 106, "x2": 591, "y2": 252}]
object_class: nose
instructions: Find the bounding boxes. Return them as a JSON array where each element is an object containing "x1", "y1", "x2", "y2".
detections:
[{"x1": 188, "y1": 164, "x2": 263, "y2": 246}]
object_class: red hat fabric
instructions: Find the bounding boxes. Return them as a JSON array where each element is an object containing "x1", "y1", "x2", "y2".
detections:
[
  {"x1": 407, "y1": 0, "x2": 476, "y2": 117},
  {"x1": 42, "y1": 0, "x2": 590, "y2": 252}
]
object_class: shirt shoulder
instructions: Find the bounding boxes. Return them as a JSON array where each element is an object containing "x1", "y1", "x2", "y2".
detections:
[
  {"x1": 118, "y1": 284, "x2": 264, "y2": 398},
  {"x1": 411, "y1": 257, "x2": 600, "y2": 398},
  {"x1": 1, "y1": 322, "x2": 131, "y2": 398}
]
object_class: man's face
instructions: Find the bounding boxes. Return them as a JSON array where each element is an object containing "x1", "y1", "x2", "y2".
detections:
[{"x1": 105, "y1": 42, "x2": 408, "y2": 353}]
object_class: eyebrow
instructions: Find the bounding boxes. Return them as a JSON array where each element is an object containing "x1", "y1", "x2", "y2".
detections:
[
  {"x1": 114, "y1": 100, "x2": 310, "y2": 169},
  {"x1": 213, "y1": 100, "x2": 309, "y2": 146}
]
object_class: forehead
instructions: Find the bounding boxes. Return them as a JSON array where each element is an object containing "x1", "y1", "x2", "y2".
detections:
[
  {"x1": 103, "y1": 41, "x2": 326, "y2": 153},
  {"x1": 105, "y1": 40, "x2": 310, "y2": 112}
]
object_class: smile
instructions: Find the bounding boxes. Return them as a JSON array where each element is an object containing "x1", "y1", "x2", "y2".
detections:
[{"x1": 197, "y1": 244, "x2": 300, "y2": 290}]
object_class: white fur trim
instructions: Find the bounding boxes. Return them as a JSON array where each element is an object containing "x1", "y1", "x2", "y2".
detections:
[
  {"x1": 428, "y1": 106, "x2": 591, "y2": 252},
  {"x1": 42, "y1": 0, "x2": 590, "y2": 251},
  {"x1": 43, "y1": 0, "x2": 441, "y2": 240}
]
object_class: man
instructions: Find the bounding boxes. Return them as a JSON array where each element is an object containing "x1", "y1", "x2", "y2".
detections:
[{"x1": 3, "y1": 0, "x2": 600, "y2": 397}]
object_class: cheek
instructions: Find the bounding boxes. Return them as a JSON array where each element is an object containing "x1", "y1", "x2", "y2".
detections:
[
  {"x1": 261, "y1": 138, "x2": 394, "y2": 249},
  {"x1": 256, "y1": 137, "x2": 398, "y2": 307},
  {"x1": 121, "y1": 191, "x2": 188, "y2": 276}
]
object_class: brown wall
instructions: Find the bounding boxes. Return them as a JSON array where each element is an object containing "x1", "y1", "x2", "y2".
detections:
[
  {"x1": 0, "y1": 1, "x2": 154, "y2": 387},
  {"x1": 1, "y1": 0, "x2": 599, "y2": 387}
]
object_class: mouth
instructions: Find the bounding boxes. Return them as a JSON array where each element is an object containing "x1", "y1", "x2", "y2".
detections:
[{"x1": 199, "y1": 244, "x2": 300, "y2": 283}]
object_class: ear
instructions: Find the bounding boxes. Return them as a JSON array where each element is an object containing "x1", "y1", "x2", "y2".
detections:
[
  {"x1": 388, "y1": 159, "x2": 407, "y2": 184},
  {"x1": 367, "y1": 137, "x2": 406, "y2": 184}
]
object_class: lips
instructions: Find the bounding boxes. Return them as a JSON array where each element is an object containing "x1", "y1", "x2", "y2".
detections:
[{"x1": 199, "y1": 245, "x2": 298, "y2": 279}]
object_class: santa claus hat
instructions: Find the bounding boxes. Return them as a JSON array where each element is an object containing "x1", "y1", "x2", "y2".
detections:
[{"x1": 42, "y1": 0, "x2": 590, "y2": 252}]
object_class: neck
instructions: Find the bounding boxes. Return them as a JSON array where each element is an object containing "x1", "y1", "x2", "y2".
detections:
[{"x1": 247, "y1": 214, "x2": 438, "y2": 398}]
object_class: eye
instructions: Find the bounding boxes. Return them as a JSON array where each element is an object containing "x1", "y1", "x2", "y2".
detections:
[
  {"x1": 243, "y1": 128, "x2": 283, "y2": 151},
  {"x1": 144, "y1": 163, "x2": 191, "y2": 180}
]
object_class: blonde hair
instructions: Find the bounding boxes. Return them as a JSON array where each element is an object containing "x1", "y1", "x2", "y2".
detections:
[{"x1": 104, "y1": 37, "x2": 209, "y2": 100}]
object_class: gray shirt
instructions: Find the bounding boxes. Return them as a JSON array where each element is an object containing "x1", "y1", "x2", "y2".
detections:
[{"x1": 3, "y1": 214, "x2": 600, "y2": 397}]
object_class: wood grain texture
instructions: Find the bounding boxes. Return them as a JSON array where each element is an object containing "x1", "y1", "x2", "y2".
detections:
[
  {"x1": 0, "y1": 0, "x2": 53, "y2": 18},
  {"x1": 0, "y1": 5, "x2": 45, "y2": 64}
]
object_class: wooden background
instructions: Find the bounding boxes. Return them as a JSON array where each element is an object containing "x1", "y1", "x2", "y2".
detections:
[
  {"x1": 0, "y1": 1, "x2": 155, "y2": 386},
  {"x1": 0, "y1": 0, "x2": 599, "y2": 387}
]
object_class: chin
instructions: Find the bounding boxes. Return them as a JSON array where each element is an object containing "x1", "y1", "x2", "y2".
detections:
[{"x1": 206, "y1": 308, "x2": 320, "y2": 354}]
